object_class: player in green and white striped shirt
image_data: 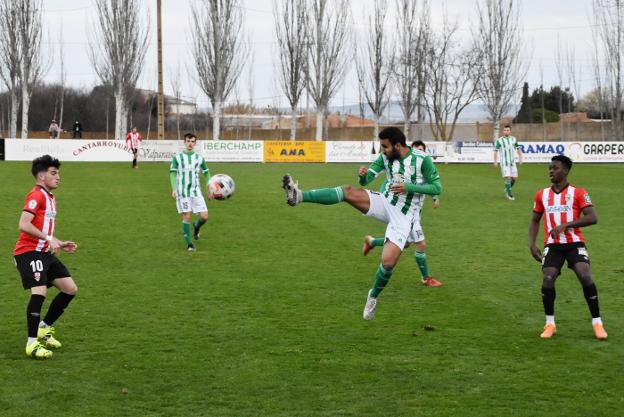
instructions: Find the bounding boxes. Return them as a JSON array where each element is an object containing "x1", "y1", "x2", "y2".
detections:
[
  {"x1": 170, "y1": 133, "x2": 212, "y2": 252},
  {"x1": 494, "y1": 125, "x2": 523, "y2": 200},
  {"x1": 362, "y1": 140, "x2": 442, "y2": 287},
  {"x1": 282, "y1": 127, "x2": 442, "y2": 320}
]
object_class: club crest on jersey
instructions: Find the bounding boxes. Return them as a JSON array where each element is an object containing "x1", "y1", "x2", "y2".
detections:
[{"x1": 565, "y1": 195, "x2": 572, "y2": 204}]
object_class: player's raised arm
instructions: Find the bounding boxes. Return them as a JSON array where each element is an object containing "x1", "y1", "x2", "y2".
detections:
[{"x1": 359, "y1": 155, "x2": 385, "y2": 186}]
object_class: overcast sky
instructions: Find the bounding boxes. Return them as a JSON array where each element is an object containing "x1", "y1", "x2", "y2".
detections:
[{"x1": 41, "y1": 0, "x2": 598, "y2": 110}]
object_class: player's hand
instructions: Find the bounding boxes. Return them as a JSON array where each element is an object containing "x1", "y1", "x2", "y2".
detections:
[
  {"x1": 47, "y1": 237, "x2": 62, "y2": 255},
  {"x1": 530, "y1": 245, "x2": 542, "y2": 262},
  {"x1": 433, "y1": 199, "x2": 441, "y2": 209},
  {"x1": 171, "y1": 190, "x2": 177, "y2": 199},
  {"x1": 389, "y1": 183, "x2": 406, "y2": 194},
  {"x1": 60, "y1": 241, "x2": 78, "y2": 253},
  {"x1": 493, "y1": 162, "x2": 499, "y2": 167},
  {"x1": 549, "y1": 224, "x2": 567, "y2": 238},
  {"x1": 358, "y1": 166, "x2": 368, "y2": 177}
]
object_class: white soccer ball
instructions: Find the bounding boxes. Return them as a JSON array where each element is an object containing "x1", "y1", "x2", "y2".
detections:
[{"x1": 208, "y1": 174, "x2": 235, "y2": 200}]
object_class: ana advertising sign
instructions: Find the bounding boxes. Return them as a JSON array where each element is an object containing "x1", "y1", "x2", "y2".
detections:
[{"x1": 264, "y1": 140, "x2": 325, "y2": 163}]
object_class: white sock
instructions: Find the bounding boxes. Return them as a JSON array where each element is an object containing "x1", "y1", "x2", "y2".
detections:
[
  {"x1": 545, "y1": 315, "x2": 555, "y2": 325},
  {"x1": 592, "y1": 317, "x2": 603, "y2": 326},
  {"x1": 39, "y1": 321, "x2": 49, "y2": 328},
  {"x1": 27, "y1": 337, "x2": 37, "y2": 345}
]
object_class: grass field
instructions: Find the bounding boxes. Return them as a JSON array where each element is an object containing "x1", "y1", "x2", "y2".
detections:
[{"x1": 1, "y1": 160, "x2": 623, "y2": 417}]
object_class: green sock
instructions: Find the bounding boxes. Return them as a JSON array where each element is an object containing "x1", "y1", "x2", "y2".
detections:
[
  {"x1": 194, "y1": 217, "x2": 207, "y2": 230},
  {"x1": 370, "y1": 264, "x2": 393, "y2": 298},
  {"x1": 511, "y1": 178, "x2": 516, "y2": 188},
  {"x1": 505, "y1": 180, "x2": 512, "y2": 196},
  {"x1": 372, "y1": 237, "x2": 385, "y2": 247},
  {"x1": 182, "y1": 221, "x2": 192, "y2": 245},
  {"x1": 414, "y1": 251, "x2": 430, "y2": 280},
  {"x1": 302, "y1": 187, "x2": 344, "y2": 205}
]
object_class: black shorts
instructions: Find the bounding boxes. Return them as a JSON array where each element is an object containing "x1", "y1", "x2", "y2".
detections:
[
  {"x1": 14, "y1": 251, "x2": 71, "y2": 290},
  {"x1": 542, "y1": 242, "x2": 590, "y2": 271}
]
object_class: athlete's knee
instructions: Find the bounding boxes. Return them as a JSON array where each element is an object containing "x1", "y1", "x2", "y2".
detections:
[
  {"x1": 413, "y1": 241, "x2": 426, "y2": 252},
  {"x1": 65, "y1": 283, "x2": 78, "y2": 295},
  {"x1": 200, "y1": 212, "x2": 208, "y2": 221},
  {"x1": 381, "y1": 260, "x2": 396, "y2": 271},
  {"x1": 542, "y1": 274, "x2": 557, "y2": 288}
]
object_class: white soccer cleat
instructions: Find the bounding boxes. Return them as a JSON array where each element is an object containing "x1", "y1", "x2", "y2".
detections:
[
  {"x1": 363, "y1": 290, "x2": 377, "y2": 320},
  {"x1": 282, "y1": 174, "x2": 302, "y2": 206}
]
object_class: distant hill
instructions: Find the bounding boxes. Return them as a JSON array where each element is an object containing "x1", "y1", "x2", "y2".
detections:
[{"x1": 330, "y1": 101, "x2": 520, "y2": 123}]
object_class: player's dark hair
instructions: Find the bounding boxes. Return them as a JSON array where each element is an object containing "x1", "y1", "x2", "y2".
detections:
[
  {"x1": 31, "y1": 155, "x2": 60, "y2": 178},
  {"x1": 412, "y1": 140, "x2": 426, "y2": 149},
  {"x1": 184, "y1": 133, "x2": 197, "y2": 141},
  {"x1": 551, "y1": 154, "x2": 573, "y2": 171},
  {"x1": 379, "y1": 127, "x2": 406, "y2": 146},
  {"x1": 504, "y1": 125, "x2": 511, "y2": 129}
]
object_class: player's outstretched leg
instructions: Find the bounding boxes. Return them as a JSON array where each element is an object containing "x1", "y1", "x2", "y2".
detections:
[
  {"x1": 283, "y1": 174, "x2": 345, "y2": 206},
  {"x1": 363, "y1": 236, "x2": 384, "y2": 256}
]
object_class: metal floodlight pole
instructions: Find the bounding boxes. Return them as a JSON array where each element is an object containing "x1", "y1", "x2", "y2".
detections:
[{"x1": 157, "y1": 0, "x2": 165, "y2": 139}]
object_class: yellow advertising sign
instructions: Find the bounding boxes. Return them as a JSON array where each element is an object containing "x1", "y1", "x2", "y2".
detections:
[{"x1": 264, "y1": 140, "x2": 326, "y2": 163}]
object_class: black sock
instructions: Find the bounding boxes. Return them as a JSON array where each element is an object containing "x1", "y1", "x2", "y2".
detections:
[
  {"x1": 27, "y1": 294, "x2": 46, "y2": 338},
  {"x1": 541, "y1": 286, "x2": 556, "y2": 316},
  {"x1": 43, "y1": 292, "x2": 75, "y2": 326},
  {"x1": 582, "y1": 283, "x2": 601, "y2": 318},
  {"x1": 194, "y1": 218, "x2": 207, "y2": 230},
  {"x1": 132, "y1": 159, "x2": 137, "y2": 167},
  {"x1": 511, "y1": 178, "x2": 516, "y2": 187}
]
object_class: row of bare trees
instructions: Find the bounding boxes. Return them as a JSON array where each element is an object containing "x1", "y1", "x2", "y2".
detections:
[
  {"x1": 0, "y1": 0, "x2": 45, "y2": 139},
  {"x1": 2, "y1": 0, "x2": 622, "y2": 141},
  {"x1": 274, "y1": 0, "x2": 526, "y2": 141}
]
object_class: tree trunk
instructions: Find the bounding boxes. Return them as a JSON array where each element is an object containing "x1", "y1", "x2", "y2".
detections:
[
  {"x1": 290, "y1": 106, "x2": 297, "y2": 140},
  {"x1": 213, "y1": 101, "x2": 221, "y2": 140},
  {"x1": 59, "y1": 88, "x2": 65, "y2": 135},
  {"x1": 20, "y1": 86, "x2": 30, "y2": 139},
  {"x1": 373, "y1": 113, "x2": 379, "y2": 141},
  {"x1": 115, "y1": 88, "x2": 124, "y2": 140},
  {"x1": 9, "y1": 89, "x2": 19, "y2": 138},
  {"x1": 315, "y1": 108, "x2": 323, "y2": 141},
  {"x1": 403, "y1": 120, "x2": 410, "y2": 138},
  {"x1": 492, "y1": 120, "x2": 501, "y2": 141}
]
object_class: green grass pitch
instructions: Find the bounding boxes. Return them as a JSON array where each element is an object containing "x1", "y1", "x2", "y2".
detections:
[{"x1": 1, "y1": 161, "x2": 623, "y2": 417}]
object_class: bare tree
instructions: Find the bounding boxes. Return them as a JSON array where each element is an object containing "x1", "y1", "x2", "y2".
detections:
[
  {"x1": 17, "y1": 0, "x2": 47, "y2": 139},
  {"x1": 168, "y1": 62, "x2": 183, "y2": 140},
  {"x1": 566, "y1": 46, "x2": 582, "y2": 140},
  {"x1": 274, "y1": 0, "x2": 307, "y2": 140},
  {"x1": 191, "y1": 0, "x2": 248, "y2": 140},
  {"x1": 58, "y1": 21, "x2": 66, "y2": 133},
  {"x1": 555, "y1": 37, "x2": 566, "y2": 140},
  {"x1": 473, "y1": 0, "x2": 526, "y2": 140},
  {"x1": 593, "y1": 0, "x2": 624, "y2": 140},
  {"x1": 305, "y1": 0, "x2": 350, "y2": 141},
  {"x1": 0, "y1": 0, "x2": 20, "y2": 138},
  {"x1": 393, "y1": 0, "x2": 431, "y2": 138},
  {"x1": 355, "y1": 0, "x2": 392, "y2": 140},
  {"x1": 424, "y1": 17, "x2": 480, "y2": 141},
  {"x1": 89, "y1": 0, "x2": 149, "y2": 140}
]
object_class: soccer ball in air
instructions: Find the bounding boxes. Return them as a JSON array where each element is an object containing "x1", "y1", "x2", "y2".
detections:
[{"x1": 208, "y1": 174, "x2": 235, "y2": 200}]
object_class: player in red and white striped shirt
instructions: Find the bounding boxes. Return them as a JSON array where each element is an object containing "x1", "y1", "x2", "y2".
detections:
[
  {"x1": 13, "y1": 155, "x2": 79, "y2": 359},
  {"x1": 125, "y1": 127, "x2": 142, "y2": 169},
  {"x1": 529, "y1": 155, "x2": 607, "y2": 340}
]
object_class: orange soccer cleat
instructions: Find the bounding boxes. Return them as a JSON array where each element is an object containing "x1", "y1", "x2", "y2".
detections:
[
  {"x1": 593, "y1": 323, "x2": 608, "y2": 340},
  {"x1": 540, "y1": 323, "x2": 556, "y2": 339},
  {"x1": 422, "y1": 277, "x2": 443, "y2": 287}
]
